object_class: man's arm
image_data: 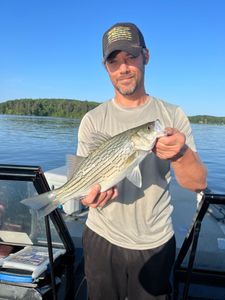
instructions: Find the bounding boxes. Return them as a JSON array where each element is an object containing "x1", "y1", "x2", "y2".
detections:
[
  {"x1": 171, "y1": 147, "x2": 207, "y2": 191},
  {"x1": 154, "y1": 128, "x2": 207, "y2": 192}
]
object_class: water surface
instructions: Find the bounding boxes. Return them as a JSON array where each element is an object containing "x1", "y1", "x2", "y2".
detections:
[{"x1": 0, "y1": 115, "x2": 224, "y2": 193}]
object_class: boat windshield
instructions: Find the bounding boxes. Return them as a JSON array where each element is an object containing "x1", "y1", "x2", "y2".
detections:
[{"x1": 0, "y1": 175, "x2": 64, "y2": 248}]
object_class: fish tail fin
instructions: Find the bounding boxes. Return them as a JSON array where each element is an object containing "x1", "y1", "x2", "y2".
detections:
[{"x1": 21, "y1": 191, "x2": 61, "y2": 219}]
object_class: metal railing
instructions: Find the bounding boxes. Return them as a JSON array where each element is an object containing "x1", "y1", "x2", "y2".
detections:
[{"x1": 173, "y1": 191, "x2": 225, "y2": 300}]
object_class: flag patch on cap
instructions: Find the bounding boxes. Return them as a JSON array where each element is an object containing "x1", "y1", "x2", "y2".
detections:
[{"x1": 107, "y1": 26, "x2": 132, "y2": 45}]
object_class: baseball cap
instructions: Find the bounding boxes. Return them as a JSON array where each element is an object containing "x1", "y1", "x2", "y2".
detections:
[{"x1": 102, "y1": 22, "x2": 146, "y2": 62}]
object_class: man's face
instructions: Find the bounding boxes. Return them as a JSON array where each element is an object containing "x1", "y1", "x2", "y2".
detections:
[{"x1": 105, "y1": 51, "x2": 147, "y2": 96}]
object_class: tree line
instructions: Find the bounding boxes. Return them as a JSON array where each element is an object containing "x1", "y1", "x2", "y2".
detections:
[
  {"x1": 0, "y1": 98, "x2": 99, "y2": 119},
  {"x1": 0, "y1": 99, "x2": 224, "y2": 124},
  {"x1": 188, "y1": 115, "x2": 225, "y2": 125}
]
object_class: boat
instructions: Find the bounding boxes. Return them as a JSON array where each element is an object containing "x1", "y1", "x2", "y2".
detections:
[{"x1": 0, "y1": 164, "x2": 225, "y2": 299}]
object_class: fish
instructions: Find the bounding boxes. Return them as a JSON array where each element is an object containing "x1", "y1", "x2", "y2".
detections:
[{"x1": 21, "y1": 119, "x2": 165, "y2": 218}]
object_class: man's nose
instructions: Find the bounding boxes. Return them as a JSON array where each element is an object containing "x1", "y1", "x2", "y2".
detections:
[{"x1": 119, "y1": 61, "x2": 129, "y2": 73}]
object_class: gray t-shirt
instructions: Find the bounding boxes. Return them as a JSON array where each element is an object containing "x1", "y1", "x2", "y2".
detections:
[{"x1": 77, "y1": 96, "x2": 196, "y2": 250}]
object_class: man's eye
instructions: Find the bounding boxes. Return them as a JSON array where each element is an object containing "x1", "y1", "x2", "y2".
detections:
[
  {"x1": 127, "y1": 55, "x2": 136, "y2": 61},
  {"x1": 107, "y1": 59, "x2": 117, "y2": 64}
]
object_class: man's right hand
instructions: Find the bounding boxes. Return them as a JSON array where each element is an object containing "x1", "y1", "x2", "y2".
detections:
[{"x1": 81, "y1": 184, "x2": 118, "y2": 208}]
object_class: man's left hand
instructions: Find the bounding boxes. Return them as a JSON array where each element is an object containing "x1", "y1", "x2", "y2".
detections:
[{"x1": 153, "y1": 128, "x2": 186, "y2": 160}]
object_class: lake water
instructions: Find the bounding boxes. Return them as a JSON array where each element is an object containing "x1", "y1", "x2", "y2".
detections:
[{"x1": 0, "y1": 114, "x2": 225, "y2": 194}]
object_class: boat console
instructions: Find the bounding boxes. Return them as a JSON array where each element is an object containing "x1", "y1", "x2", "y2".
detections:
[{"x1": 0, "y1": 164, "x2": 86, "y2": 300}]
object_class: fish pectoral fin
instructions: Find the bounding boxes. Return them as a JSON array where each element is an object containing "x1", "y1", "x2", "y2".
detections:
[{"x1": 126, "y1": 165, "x2": 142, "y2": 188}]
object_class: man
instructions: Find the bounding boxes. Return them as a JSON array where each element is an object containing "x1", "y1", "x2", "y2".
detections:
[{"x1": 77, "y1": 22, "x2": 207, "y2": 300}]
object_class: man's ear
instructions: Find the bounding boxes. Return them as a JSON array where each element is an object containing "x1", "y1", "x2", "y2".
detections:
[{"x1": 143, "y1": 48, "x2": 150, "y2": 65}]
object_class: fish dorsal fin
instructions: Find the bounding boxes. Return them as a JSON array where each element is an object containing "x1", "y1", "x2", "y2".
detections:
[
  {"x1": 66, "y1": 154, "x2": 85, "y2": 180},
  {"x1": 86, "y1": 131, "x2": 112, "y2": 153},
  {"x1": 126, "y1": 165, "x2": 142, "y2": 188}
]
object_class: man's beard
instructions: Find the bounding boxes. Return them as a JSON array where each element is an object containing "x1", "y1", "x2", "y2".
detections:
[
  {"x1": 115, "y1": 83, "x2": 137, "y2": 96},
  {"x1": 114, "y1": 76, "x2": 139, "y2": 96},
  {"x1": 114, "y1": 67, "x2": 145, "y2": 96}
]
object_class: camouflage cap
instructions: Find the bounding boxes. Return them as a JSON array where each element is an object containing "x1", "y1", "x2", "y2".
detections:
[{"x1": 102, "y1": 22, "x2": 146, "y2": 61}]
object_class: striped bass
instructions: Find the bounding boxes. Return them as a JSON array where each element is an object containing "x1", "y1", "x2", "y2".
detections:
[{"x1": 21, "y1": 120, "x2": 164, "y2": 218}]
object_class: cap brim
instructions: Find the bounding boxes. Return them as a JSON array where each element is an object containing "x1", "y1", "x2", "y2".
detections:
[{"x1": 104, "y1": 41, "x2": 142, "y2": 61}]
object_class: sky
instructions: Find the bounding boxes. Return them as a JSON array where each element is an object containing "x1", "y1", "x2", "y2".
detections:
[{"x1": 0, "y1": 0, "x2": 224, "y2": 116}]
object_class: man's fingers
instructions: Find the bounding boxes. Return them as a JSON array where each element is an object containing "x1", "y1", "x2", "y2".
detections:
[
  {"x1": 96, "y1": 188, "x2": 115, "y2": 207},
  {"x1": 81, "y1": 185, "x2": 118, "y2": 208},
  {"x1": 81, "y1": 184, "x2": 101, "y2": 206},
  {"x1": 111, "y1": 186, "x2": 119, "y2": 200},
  {"x1": 165, "y1": 127, "x2": 179, "y2": 136}
]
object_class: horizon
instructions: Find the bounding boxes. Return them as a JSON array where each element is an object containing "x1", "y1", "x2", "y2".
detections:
[{"x1": 0, "y1": 0, "x2": 224, "y2": 117}]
